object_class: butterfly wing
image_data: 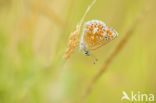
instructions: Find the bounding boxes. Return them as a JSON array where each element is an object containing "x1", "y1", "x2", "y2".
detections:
[{"x1": 82, "y1": 20, "x2": 118, "y2": 50}]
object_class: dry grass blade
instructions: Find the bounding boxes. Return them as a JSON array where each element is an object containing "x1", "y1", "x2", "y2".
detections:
[
  {"x1": 64, "y1": 0, "x2": 96, "y2": 61},
  {"x1": 79, "y1": 5, "x2": 150, "y2": 103}
]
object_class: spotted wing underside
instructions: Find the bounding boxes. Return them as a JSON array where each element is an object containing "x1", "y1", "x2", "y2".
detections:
[{"x1": 83, "y1": 20, "x2": 118, "y2": 50}]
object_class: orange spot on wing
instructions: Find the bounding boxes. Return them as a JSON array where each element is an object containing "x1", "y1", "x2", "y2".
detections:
[
  {"x1": 89, "y1": 28, "x2": 92, "y2": 31},
  {"x1": 107, "y1": 30, "x2": 110, "y2": 34},
  {"x1": 100, "y1": 31, "x2": 104, "y2": 33},
  {"x1": 111, "y1": 35, "x2": 114, "y2": 38},
  {"x1": 98, "y1": 25, "x2": 101, "y2": 29},
  {"x1": 91, "y1": 25, "x2": 93, "y2": 28},
  {"x1": 107, "y1": 30, "x2": 112, "y2": 35}
]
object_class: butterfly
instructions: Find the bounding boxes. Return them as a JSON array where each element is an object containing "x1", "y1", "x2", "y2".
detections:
[{"x1": 80, "y1": 20, "x2": 118, "y2": 56}]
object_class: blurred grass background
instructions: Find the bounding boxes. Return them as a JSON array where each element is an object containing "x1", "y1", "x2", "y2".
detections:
[{"x1": 0, "y1": 0, "x2": 156, "y2": 103}]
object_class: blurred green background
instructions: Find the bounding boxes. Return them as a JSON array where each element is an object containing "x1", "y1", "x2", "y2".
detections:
[{"x1": 0, "y1": 0, "x2": 156, "y2": 103}]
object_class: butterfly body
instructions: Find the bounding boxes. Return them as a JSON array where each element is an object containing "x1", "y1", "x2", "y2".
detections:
[{"x1": 80, "y1": 20, "x2": 118, "y2": 56}]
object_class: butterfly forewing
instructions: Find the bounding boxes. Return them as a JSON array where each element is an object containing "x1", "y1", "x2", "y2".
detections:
[{"x1": 82, "y1": 20, "x2": 118, "y2": 50}]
